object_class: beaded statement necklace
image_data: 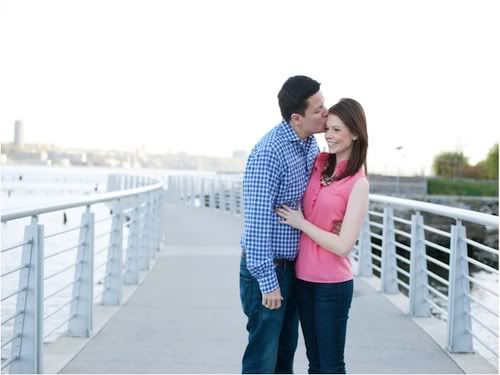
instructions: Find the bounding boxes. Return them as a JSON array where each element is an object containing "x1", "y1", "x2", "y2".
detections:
[
  {"x1": 320, "y1": 159, "x2": 348, "y2": 186},
  {"x1": 320, "y1": 172, "x2": 336, "y2": 187},
  {"x1": 320, "y1": 161, "x2": 337, "y2": 187}
]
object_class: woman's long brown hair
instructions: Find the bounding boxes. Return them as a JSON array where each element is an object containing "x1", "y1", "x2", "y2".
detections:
[{"x1": 322, "y1": 98, "x2": 368, "y2": 181}]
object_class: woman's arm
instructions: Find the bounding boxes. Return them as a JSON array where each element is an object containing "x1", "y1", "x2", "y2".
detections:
[{"x1": 276, "y1": 177, "x2": 369, "y2": 257}]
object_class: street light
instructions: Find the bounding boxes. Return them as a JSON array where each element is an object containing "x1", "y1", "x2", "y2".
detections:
[{"x1": 395, "y1": 146, "x2": 403, "y2": 195}]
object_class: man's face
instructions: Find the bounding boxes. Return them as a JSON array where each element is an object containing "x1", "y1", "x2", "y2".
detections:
[{"x1": 296, "y1": 91, "x2": 328, "y2": 137}]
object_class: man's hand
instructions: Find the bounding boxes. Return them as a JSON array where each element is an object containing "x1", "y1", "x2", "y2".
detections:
[
  {"x1": 333, "y1": 220, "x2": 342, "y2": 235},
  {"x1": 262, "y1": 288, "x2": 283, "y2": 310}
]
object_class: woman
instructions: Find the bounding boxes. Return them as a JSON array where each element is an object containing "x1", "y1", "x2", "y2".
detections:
[{"x1": 276, "y1": 98, "x2": 369, "y2": 374}]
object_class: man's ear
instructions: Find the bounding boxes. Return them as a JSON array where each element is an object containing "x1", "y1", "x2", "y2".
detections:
[{"x1": 290, "y1": 113, "x2": 301, "y2": 125}]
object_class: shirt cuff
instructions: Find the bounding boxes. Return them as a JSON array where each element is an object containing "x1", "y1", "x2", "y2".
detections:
[{"x1": 257, "y1": 267, "x2": 279, "y2": 294}]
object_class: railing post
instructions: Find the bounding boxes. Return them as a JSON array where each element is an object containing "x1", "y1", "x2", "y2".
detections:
[
  {"x1": 147, "y1": 192, "x2": 156, "y2": 263},
  {"x1": 102, "y1": 199, "x2": 123, "y2": 305},
  {"x1": 106, "y1": 174, "x2": 117, "y2": 192},
  {"x1": 155, "y1": 190, "x2": 162, "y2": 254},
  {"x1": 124, "y1": 196, "x2": 140, "y2": 284},
  {"x1": 409, "y1": 212, "x2": 430, "y2": 317},
  {"x1": 160, "y1": 189, "x2": 167, "y2": 249},
  {"x1": 193, "y1": 178, "x2": 199, "y2": 207},
  {"x1": 125, "y1": 176, "x2": 134, "y2": 189},
  {"x1": 228, "y1": 181, "x2": 234, "y2": 214},
  {"x1": 150, "y1": 192, "x2": 158, "y2": 257},
  {"x1": 220, "y1": 180, "x2": 228, "y2": 213},
  {"x1": 186, "y1": 176, "x2": 194, "y2": 206},
  {"x1": 117, "y1": 175, "x2": 124, "y2": 191},
  {"x1": 165, "y1": 176, "x2": 172, "y2": 202},
  {"x1": 166, "y1": 176, "x2": 175, "y2": 202},
  {"x1": 236, "y1": 181, "x2": 243, "y2": 215},
  {"x1": 213, "y1": 179, "x2": 219, "y2": 211},
  {"x1": 174, "y1": 176, "x2": 180, "y2": 203},
  {"x1": 357, "y1": 214, "x2": 373, "y2": 277},
  {"x1": 183, "y1": 176, "x2": 189, "y2": 204},
  {"x1": 230, "y1": 181, "x2": 238, "y2": 215},
  {"x1": 182, "y1": 176, "x2": 187, "y2": 203},
  {"x1": 10, "y1": 216, "x2": 44, "y2": 374},
  {"x1": 185, "y1": 177, "x2": 191, "y2": 205},
  {"x1": 199, "y1": 179, "x2": 206, "y2": 208},
  {"x1": 203, "y1": 179, "x2": 210, "y2": 209},
  {"x1": 447, "y1": 221, "x2": 474, "y2": 353},
  {"x1": 381, "y1": 206, "x2": 398, "y2": 294},
  {"x1": 209, "y1": 179, "x2": 216, "y2": 210},
  {"x1": 139, "y1": 194, "x2": 150, "y2": 271},
  {"x1": 68, "y1": 206, "x2": 94, "y2": 337}
]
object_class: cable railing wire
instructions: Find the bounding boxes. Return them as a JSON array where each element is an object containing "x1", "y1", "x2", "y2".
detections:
[
  {"x1": 43, "y1": 297, "x2": 78, "y2": 321},
  {"x1": 44, "y1": 262, "x2": 80, "y2": 281},
  {"x1": 1, "y1": 240, "x2": 32, "y2": 254},
  {"x1": 44, "y1": 243, "x2": 83, "y2": 260},
  {"x1": 1, "y1": 286, "x2": 27, "y2": 303},
  {"x1": 44, "y1": 280, "x2": 79, "y2": 302},
  {"x1": 44, "y1": 225, "x2": 84, "y2": 239}
]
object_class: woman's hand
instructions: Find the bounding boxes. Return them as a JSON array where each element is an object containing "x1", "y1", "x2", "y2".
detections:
[{"x1": 275, "y1": 205, "x2": 306, "y2": 230}]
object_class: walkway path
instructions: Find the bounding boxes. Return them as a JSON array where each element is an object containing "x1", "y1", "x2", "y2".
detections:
[{"x1": 60, "y1": 204, "x2": 465, "y2": 373}]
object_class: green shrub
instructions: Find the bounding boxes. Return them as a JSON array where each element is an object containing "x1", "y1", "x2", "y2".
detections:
[{"x1": 428, "y1": 178, "x2": 498, "y2": 196}]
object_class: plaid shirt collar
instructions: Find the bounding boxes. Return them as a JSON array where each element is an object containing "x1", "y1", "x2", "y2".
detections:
[{"x1": 279, "y1": 120, "x2": 315, "y2": 145}]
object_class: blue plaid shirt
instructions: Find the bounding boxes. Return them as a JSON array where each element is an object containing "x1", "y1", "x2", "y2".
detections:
[{"x1": 241, "y1": 121, "x2": 319, "y2": 293}]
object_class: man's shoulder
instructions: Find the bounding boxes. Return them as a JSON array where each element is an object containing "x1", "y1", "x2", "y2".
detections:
[{"x1": 250, "y1": 123, "x2": 287, "y2": 156}]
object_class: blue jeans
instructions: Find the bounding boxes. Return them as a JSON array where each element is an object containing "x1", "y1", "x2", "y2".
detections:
[
  {"x1": 297, "y1": 279, "x2": 353, "y2": 374},
  {"x1": 240, "y1": 257, "x2": 299, "y2": 374}
]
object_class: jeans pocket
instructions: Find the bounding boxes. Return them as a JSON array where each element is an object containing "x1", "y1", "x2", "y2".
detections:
[{"x1": 240, "y1": 271, "x2": 258, "y2": 317}]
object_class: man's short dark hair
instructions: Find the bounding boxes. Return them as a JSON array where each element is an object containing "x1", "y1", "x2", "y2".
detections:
[{"x1": 278, "y1": 75, "x2": 321, "y2": 122}]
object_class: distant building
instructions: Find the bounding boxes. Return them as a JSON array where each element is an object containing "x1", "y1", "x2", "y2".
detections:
[
  {"x1": 9, "y1": 150, "x2": 48, "y2": 165},
  {"x1": 14, "y1": 120, "x2": 24, "y2": 148}
]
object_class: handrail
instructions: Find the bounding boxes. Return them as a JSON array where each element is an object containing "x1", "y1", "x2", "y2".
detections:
[
  {"x1": 1, "y1": 173, "x2": 167, "y2": 374},
  {"x1": 369, "y1": 194, "x2": 498, "y2": 227},
  {"x1": 1, "y1": 182, "x2": 164, "y2": 223}
]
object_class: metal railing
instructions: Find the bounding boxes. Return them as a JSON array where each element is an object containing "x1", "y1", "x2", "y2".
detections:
[
  {"x1": 1, "y1": 175, "x2": 166, "y2": 374},
  {"x1": 167, "y1": 175, "x2": 499, "y2": 363}
]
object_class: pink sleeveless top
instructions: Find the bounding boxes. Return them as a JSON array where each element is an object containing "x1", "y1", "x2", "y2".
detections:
[{"x1": 296, "y1": 153, "x2": 366, "y2": 283}]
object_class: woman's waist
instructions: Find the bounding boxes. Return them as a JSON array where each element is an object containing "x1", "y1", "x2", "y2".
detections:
[
  {"x1": 295, "y1": 258, "x2": 353, "y2": 283},
  {"x1": 298, "y1": 237, "x2": 353, "y2": 266}
]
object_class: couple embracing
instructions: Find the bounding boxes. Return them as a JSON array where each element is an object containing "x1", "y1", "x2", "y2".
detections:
[{"x1": 240, "y1": 75, "x2": 369, "y2": 374}]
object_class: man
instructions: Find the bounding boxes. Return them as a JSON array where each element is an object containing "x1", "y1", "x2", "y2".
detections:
[{"x1": 240, "y1": 75, "x2": 327, "y2": 373}]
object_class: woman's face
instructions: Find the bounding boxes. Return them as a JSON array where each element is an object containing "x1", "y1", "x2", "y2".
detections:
[{"x1": 325, "y1": 114, "x2": 356, "y2": 161}]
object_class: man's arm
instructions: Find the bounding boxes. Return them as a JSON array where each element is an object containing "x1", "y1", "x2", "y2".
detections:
[{"x1": 243, "y1": 148, "x2": 282, "y2": 295}]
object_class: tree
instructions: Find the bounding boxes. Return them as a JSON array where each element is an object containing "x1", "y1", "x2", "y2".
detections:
[
  {"x1": 432, "y1": 152, "x2": 468, "y2": 178},
  {"x1": 463, "y1": 164, "x2": 485, "y2": 179},
  {"x1": 484, "y1": 143, "x2": 498, "y2": 179}
]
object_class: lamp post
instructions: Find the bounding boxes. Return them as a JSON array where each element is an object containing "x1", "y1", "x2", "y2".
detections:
[{"x1": 395, "y1": 146, "x2": 403, "y2": 195}]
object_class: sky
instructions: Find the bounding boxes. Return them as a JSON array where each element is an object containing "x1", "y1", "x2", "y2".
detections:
[{"x1": 1, "y1": 0, "x2": 499, "y2": 175}]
